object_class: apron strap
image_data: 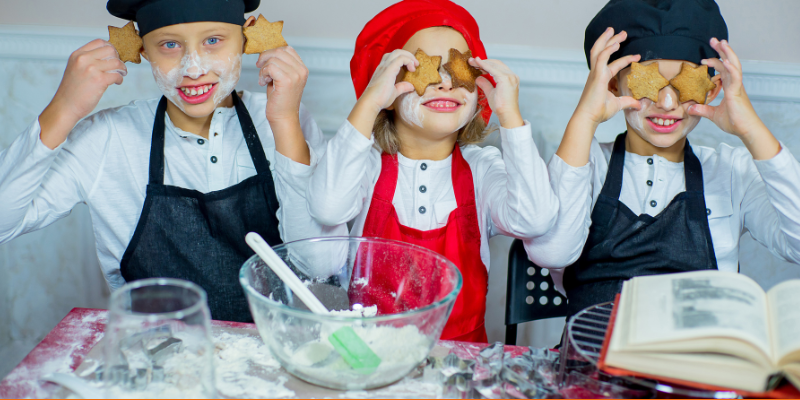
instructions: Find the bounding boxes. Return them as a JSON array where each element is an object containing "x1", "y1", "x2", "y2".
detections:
[
  {"x1": 148, "y1": 97, "x2": 169, "y2": 185},
  {"x1": 451, "y1": 145, "x2": 481, "y2": 245},
  {"x1": 598, "y1": 132, "x2": 628, "y2": 200},
  {"x1": 361, "y1": 153, "x2": 399, "y2": 237},
  {"x1": 147, "y1": 92, "x2": 272, "y2": 185},
  {"x1": 230, "y1": 91, "x2": 271, "y2": 175},
  {"x1": 682, "y1": 139, "x2": 718, "y2": 268},
  {"x1": 683, "y1": 140, "x2": 704, "y2": 192}
]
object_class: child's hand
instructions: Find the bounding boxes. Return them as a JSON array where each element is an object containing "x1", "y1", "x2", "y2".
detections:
[
  {"x1": 256, "y1": 46, "x2": 312, "y2": 165},
  {"x1": 348, "y1": 49, "x2": 418, "y2": 137},
  {"x1": 470, "y1": 57, "x2": 523, "y2": 129},
  {"x1": 687, "y1": 39, "x2": 779, "y2": 160},
  {"x1": 256, "y1": 46, "x2": 308, "y2": 124},
  {"x1": 360, "y1": 49, "x2": 418, "y2": 112},
  {"x1": 39, "y1": 39, "x2": 126, "y2": 149},
  {"x1": 52, "y1": 39, "x2": 126, "y2": 121},
  {"x1": 574, "y1": 28, "x2": 641, "y2": 127}
]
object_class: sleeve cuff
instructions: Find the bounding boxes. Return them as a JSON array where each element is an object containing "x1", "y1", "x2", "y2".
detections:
[
  {"x1": 273, "y1": 150, "x2": 314, "y2": 196},
  {"x1": 753, "y1": 142, "x2": 795, "y2": 178},
  {"x1": 336, "y1": 120, "x2": 375, "y2": 153},
  {"x1": 27, "y1": 118, "x2": 67, "y2": 163},
  {"x1": 499, "y1": 120, "x2": 532, "y2": 143},
  {"x1": 549, "y1": 153, "x2": 592, "y2": 183}
]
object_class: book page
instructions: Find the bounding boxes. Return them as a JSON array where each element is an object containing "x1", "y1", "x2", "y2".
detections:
[
  {"x1": 626, "y1": 271, "x2": 772, "y2": 362},
  {"x1": 766, "y1": 280, "x2": 800, "y2": 364}
]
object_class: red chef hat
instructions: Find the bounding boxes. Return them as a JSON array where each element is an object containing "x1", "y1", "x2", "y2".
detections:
[{"x1": 350, "y1": 0, "x2": 493, "y2": 123}]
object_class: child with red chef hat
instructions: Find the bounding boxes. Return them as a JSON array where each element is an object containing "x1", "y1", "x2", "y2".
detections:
[{"x1": 307, "y1": 0, "x2": 558, "y2": 342}]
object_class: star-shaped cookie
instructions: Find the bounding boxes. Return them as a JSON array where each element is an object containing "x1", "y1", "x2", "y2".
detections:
[
  {"x1": 627, "y1": 62, "x2": 669, "y2": 102},
  {"x1": 443, "y1": 48, "x2": 483, "y2": 92},
  {"x1": 243, "y1": 14, "x2": 288, "y2": 54},
  {"x1": 402, "y1": 49, "x2": 442, "y2": 96},
  {"x1": 108, "y1": 21, "x2": 142, "y2": 64},
  {"x1": 669, "y1": 63, "x2": 717, "y2": 104}
]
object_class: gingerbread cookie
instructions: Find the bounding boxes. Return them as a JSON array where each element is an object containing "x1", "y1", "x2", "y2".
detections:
[
  {"x1": 669, "y1": 63, "x2": 716, "y2": 104},
  {"x1": 443, "y1": 48, "x2": 483, "y2": 92},
  {"x1": 401, "y1": 49, "x2": 442, "y2": 96},
  {"x1": 627, "y1": 62, "x2": 669, "y2": 102},
  {"x1": 243, "y1": 14, "x2": 288, "y2": 54},
  {"x1": 108, "y1": 21, "x2": 142, "y2": 64}
]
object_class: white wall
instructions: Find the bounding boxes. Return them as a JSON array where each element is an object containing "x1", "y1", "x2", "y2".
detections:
[
  {"x1": 2, "y1": 0, "x2": 800, "y2": 380},
  {"x1": 1, "y1": 0, "x2": 799, "y2": 63}
]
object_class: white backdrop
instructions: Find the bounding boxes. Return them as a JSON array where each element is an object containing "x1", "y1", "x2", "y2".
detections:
[{"x1": 2, "y1": 0, "x2": 800, "y2": 379}]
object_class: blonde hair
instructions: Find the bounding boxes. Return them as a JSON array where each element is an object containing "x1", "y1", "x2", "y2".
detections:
[{"x1": 373, "y1": 106, "x2": 492, "y2": 154}]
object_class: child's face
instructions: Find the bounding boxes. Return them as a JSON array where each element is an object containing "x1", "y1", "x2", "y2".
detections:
[
  {"x1": 392, "y1": 27, "x2": 479, "y2": 140},
  {"x1": 142, "y1": 22, "x2": 245, "y2": 118},
  {"x1": 615, "y1": 60, "x2": 719, "y2": 149}
]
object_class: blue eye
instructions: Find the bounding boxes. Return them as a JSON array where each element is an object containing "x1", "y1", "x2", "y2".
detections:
[
  {"x1": 207, "y1": 38, "x2": 219, "y2": 45},
  {"x1": 164, "y1": 42, "x2": 178, "y2": 49}
]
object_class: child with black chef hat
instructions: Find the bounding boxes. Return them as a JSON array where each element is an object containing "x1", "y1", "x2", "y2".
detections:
[
  {"x1": 525, "y1": 0, "x2": 800, "y2": 319},
  {"x1": 0, "y1": 0, "x2": 344, "y2": 322}
]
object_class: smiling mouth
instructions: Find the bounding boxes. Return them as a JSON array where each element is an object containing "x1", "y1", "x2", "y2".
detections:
[
  {"x1": 647, "y1": 117, "x2": 681, "y2": 127},
  {"x1": 422, "y1": 98, "x2": 462, "y2": 111},
  {"x1": 179, "y1": 83, "x2": 216, "y2": 97}
]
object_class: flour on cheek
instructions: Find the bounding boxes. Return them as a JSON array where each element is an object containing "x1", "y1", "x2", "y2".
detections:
[
  {"x1": 398, "y1": 92, "x2": 425, "y2": 128},
  {"x1": 624, "y1": 98, "x2": 649, "y2": 136}
]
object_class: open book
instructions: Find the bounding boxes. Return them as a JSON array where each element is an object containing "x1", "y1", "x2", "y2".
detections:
[{"x1": 598, "y1": 270, "x2": 800, "y2": 394}]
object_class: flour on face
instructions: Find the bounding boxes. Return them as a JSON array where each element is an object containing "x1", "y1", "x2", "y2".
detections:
[
  {"x1": 150, "y1": 49, "x2": 242, "y2": 113},
  {"x1": 398, "y1": 92, "x2": 425, "y2": 128}
]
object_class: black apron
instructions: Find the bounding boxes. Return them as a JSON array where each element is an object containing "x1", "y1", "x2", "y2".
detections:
[
  {"x1": 121, "y1": 93, "x2": 283, "y2": 322},
  {"x1": 562, "y1": 132, "x2": 718, "y2": 318}
]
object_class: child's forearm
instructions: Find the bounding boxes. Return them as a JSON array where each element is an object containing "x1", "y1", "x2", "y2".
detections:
[
  {"x1": 271, "y1": 117, "x2": 311, "y2": 165},
  {"x1": 347, "y1": 100, "x2": 379, "y2": 139},
  {"x1": 739, "y1": 119, "x2": 781, "y2": 161},
  {"x1": 555, "y1": 112, "x2": 599, "y2": 168},
  {"x1": 38, "y1": 100, "x2": 82, "y2": 150}
]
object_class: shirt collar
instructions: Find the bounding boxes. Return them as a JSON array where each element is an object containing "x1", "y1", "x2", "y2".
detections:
[
  {"x1": 397, "y1": 152, "x2": 453, "y2": 169},
  {"x1": 164, "y1": 105, "x2": 236, "y2": 139}
]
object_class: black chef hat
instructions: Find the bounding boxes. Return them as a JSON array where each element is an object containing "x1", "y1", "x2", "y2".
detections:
[
  {"x1": 584, "y1": 0, "x2": 728, "y2": 72},
  {"x1": 107, "y1": 0, "x2": 260, "y2": 37}
]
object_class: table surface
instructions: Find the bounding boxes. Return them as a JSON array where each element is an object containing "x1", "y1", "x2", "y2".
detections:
[{"x1": 0, "y1": 308, "x2": 528, "y2": 399}]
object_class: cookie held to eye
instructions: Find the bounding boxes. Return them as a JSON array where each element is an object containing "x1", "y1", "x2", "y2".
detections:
[
  {"x1": 401, "y1": 49, "x2": 442, "y2": 97},
  {"x1": 443, "y1": 48, "x2": 483, "y2": 92},
  {"x1": 108, "y1": 21, "x2": 142, "y2": 64},
  {"x1": 243, "y1": 14, "x2": 288, "y2": 54},
  {"x1": 627, "y1": 62, "x2": 669, "y2": 102},
  {"x1": 669, "y1": 63, "x2": 716, "y2": 105}
]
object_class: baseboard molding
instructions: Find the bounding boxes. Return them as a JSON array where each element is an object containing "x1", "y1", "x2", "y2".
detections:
[{"x1": 1, "y1": 25, "x2": 798, "y2": 103}]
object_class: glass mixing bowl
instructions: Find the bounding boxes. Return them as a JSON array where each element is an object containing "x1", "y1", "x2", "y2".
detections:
[{"x1": 239, "y1": 237, "x2": 462, "y2": 390}]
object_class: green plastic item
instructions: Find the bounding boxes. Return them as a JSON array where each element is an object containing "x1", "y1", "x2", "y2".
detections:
[{"x1": 328, "y1": 326, "x2": 382, "y2": 374}]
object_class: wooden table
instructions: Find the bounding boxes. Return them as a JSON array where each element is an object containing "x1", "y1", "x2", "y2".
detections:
[{"x1": 0, "y1": 308, "x2": 528, "y2": 398}]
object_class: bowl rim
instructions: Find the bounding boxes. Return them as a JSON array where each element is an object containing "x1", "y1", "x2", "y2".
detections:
[{"x1": 239, "y1": 236, "x2": 463, "y2": 322}]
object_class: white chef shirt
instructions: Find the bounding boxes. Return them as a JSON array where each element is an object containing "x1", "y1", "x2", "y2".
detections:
[
  {"x1": 307, "y1": 120, "x2": 559, "y2": 270},
  {"x1": 0, "y1": 91, "x2": 344, "y2": 290},
  {"x1": 525, "y1": 137, "x2": 800, "y2": 293}
]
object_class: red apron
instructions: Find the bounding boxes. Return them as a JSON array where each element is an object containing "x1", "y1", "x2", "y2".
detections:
[{"x1": 351, "y1": 146, "x2": 488, "y2": 343}]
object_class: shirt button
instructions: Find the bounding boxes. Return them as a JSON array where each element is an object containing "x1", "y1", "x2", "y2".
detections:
[
  {"x1": 420, "y1": 163, "x2": 427, "y2": 171},
  {"x1": 419, "y1": 206, "x2": 426, "y2": 214},
  {"x1": 650, "y1": 200, "x2": 657, "y2": 207},
  {"x1": 707, "y1": 208, "x2": 712, "y2": 216},
  {"x1": 647, "y1": 158, "x2": 654, "y2": 165},
  {"x1": 646, "y1": 180, "x2": 653, "y2": 186},
  {"x1": 419, "y1": 185, "x2": 427, "y2": 193},
  {"x1": 210, "y1": 156, "x2": 218, "y2": 163},
  {"x1": 197, "y1": 139, "x2": 205, "y2": 145}
]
